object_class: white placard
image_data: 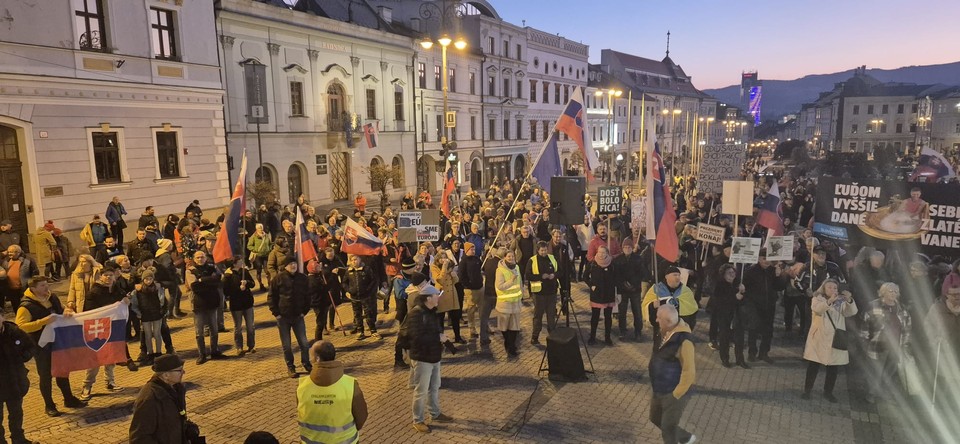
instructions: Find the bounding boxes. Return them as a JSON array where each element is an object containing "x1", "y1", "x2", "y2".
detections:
[
  {"x1": 729, "y1": 237, "x2": 761, "y2": 264},
  {"x1": 722, "y1": 181, "x2": 754, "y2": 216},
  {"x1": 765, "y1": 236, "x2": 795, "y2": 262},
  {"x1": 695, "y1": 223, "x2": 725, "y2": 245}
]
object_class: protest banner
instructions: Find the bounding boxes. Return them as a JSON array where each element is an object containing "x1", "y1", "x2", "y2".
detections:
[
  {"x1": 765, "y1": 235, "x2": 794, "y2": 261},
  {"x1": 696, "y1": 223, "x2": 725, "y2": 245},
  {"x1": 398, "y1": 210, "x2": 440, "y2": 242},
  {"x1": 598, "y1": 186, "x2": 623, "y2": 215},
  {"x1": 631, "y1": 197, "x2": 647, "y2": 233},
  {"x1": 730, "y1": 237, "x2": 761, "y2": 264},
  {"x1": 814, "y1": 176, "x2": 960, "y2": 256},
  {"x1": 699, "y1": 145, "x2": 746, "y2": 193}
]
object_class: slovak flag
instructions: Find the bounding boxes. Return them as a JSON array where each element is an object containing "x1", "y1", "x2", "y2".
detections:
[
  {"x1": 364, "y1": 122, "x2": 379, "y2": 149},
  {"x1": 340, "y1": 217, "x2": 384, "y2": 256},
  {"x1": 213, "y1": 151, "x2": 247, "y2": 263},
  {"x1": 555, "y1": 87, "x2": 600, "y2": 178},
  {"x1": 440, "y1": 160, "x2": 456, "y2": 217},
  {"x1": 757, "y1": 180, "x2": 784, "y2": 236},
  {"x1": 39, "y1": 302, "x2": 129, "y2": 377},
  {"x1": 295, "y1": 206, "x2": 319, "y2": 273},
  {"x1": 646, "y1": 141, "x2": 679, "y2": 262}
]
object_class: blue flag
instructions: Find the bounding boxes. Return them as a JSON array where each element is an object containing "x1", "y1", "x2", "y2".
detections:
[{"x1": 531, "y1": 132, "x2": 562, "y2": 193}]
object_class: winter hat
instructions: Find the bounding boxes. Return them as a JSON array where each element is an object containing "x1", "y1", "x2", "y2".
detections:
[
  {"x1": 402, "y1": 258, "x2": 418, "y2": 271},
  {"x1": 141, "y1": 269, "x2": 156, "y2": 281},
  {"x1": 152, "y1": 354, "x2": 185, "y2": 372},
  {"x1": 280, "y1": 256, "x2": 297, "y2": 268},
  {"x1": 409, "y1": 272, "x2": 427, "y2": 286},
  {"x1": 464, "y1": 242, "x2": 476, "y2": 252},
  {"x1": 306, "y1": 260, "x2": 321, "y2": 275},
  {"x1": 44, "y1": 220, "x2": 56, "y2": 231},
  {"x1": 156, "y1": 239, "x2": 173, "y2": 253},
  {"x1": 664, "y1": 266, "x2": 681, "y2": 276}
]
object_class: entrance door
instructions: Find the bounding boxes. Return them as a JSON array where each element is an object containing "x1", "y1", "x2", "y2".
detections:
[
  {"x1": 331, "y1": 152, "x2": 350, "y2": 201},
  {"x1": 0, "y1": 126, "x2": 28, "y2": 250}
]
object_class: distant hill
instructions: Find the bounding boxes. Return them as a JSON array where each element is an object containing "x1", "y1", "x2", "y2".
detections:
[{"x1": 703, "y1": 62, "x2": 960, "y2": 120}]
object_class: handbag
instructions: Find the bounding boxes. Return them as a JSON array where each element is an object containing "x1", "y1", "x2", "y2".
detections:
[
  {"x1": 826, "y1": 311, "x2": 848, "y2": 351},
  {"x1": 899, "y1": 352, "x2": 922, "y2": 396}
]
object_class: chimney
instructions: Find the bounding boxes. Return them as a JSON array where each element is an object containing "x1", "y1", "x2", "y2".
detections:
[{"x1": 378, "y1": 6, "x2": 392, "y2": 24}]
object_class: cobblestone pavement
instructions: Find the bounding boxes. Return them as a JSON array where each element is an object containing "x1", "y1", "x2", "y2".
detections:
[{"x1": 11, "y1": 280, "x2": 916, "y2": 444}]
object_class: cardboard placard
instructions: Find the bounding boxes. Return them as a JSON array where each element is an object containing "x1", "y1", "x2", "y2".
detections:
[
  {"x1": 722, "y1": 181, "x2": 754, "y2": 216},
  {"x1": 729, "y1": 237, "x2": 761, "y2": 264},
  {"x1": 698, "y1": 145, "x2": 746, "y2": 193},
  {"x1": 631, "y1": 197, "x2": 647, "y2": 232},
  {"x1": 696, "y1": 223, "x2": 725, "y2": 245},
  {"x1": 765, "y1": 235, "x2": 794, "y2": 261},
  {"x1": 398, "y1": 210, "x2": 440, "y2": 243},
  {"x1": 597, "y1": 186, "x2": 623, "y2": 215}
]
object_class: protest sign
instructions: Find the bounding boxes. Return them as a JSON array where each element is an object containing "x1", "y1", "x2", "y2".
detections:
[
  {"x1": 598, "y1": 186, "x2": 623, "y2": 215},
  {"x1": 722, "y1": 181, "x2": 754, "y2": 216},
  {"x1": 730, "y1": 237, "x2": 761, "y2": 264},
  {"x1": 699, "y1": 145, "x2": 746, "y2": 193},
  {"x1": 631, "y1": 197, "x2": 647, "y2": 233},
  {"x1": 765, "y1": 235, "x2": 794, "y2": 261},
  {"x1": 398, "y1": 210, "x2": 440, "y2": 242},
  {"x1": 696, "y1": 223, "x2": 725, "y2": 245}
]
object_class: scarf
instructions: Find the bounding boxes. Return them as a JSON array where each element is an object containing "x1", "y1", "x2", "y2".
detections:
[{"x1": 594, "y1": 249, "x2": 612, "y2": 268}]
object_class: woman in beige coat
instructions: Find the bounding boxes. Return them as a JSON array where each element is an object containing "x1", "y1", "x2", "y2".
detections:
[
  {"x1": 802, "y1": 278, "x2": 858, "y2": 403},
  {"x1": 65, "y1": 254, "x2": 102, "y2": 313},
  {"x1": 431, "y1": 248, "x2": 464, "y2": 343}
]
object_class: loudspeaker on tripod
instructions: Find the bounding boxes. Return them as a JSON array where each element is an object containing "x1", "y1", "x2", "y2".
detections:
[
  {"x1": 549, "y1": 176, "x2": 586, "y2": 225},
  {"x1": 546, "y1": 327, "x2": 587, "y2": 382}
]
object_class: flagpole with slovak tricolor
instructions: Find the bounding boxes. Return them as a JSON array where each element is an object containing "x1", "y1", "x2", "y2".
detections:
[{"x1": 213, "y1": 150, "x2": 247, "y2": 264}]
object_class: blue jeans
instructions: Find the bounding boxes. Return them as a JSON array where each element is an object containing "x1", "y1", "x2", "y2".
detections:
[
  {"x1": 193, "y1": 309, "x2": 219, "y2": 357},
  {"x1": 411, "y1": 360, "x2": 442, "y2": 423},
  {"x1": 232, "y1": 308, "x2": 256, "y2": 351},
  {"x1": 277, "y1": 315, "x2": 310, "y2": 371}
]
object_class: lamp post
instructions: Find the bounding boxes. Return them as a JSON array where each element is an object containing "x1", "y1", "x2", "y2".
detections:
[
  {"x1": 871, "y1": 118, "x2": 884, "y2": 153},
  {"x1": 664, "y1": 107, "x2": 682, "y2": 179},
  {"x1": 595, "y1": 88, "x2": 623, "y2": 184}
]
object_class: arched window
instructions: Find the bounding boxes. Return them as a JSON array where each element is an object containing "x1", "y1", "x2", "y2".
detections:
[
  {"x1": 287, "y1": 163, "x2": 304, "y2": 204},
  {"x1": 513, "y1": 155, "x2": 526, "y2": 179},
  {"x1": 255, "y1": 166, "x2": 274, "y2": 185},
  {"x1": 327, "y1": 83, "x2": 346, "y2": 130},
  {"x1": 391, "y1": 155, "x2": 404, "y2": 189}
]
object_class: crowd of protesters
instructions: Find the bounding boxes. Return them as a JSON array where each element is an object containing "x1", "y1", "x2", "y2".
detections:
[{"x1": 0, "y1": 147, "x2": 959, "y2": 442}]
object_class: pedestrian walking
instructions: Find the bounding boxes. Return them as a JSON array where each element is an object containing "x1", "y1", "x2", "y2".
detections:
[
  {"x1": 400, "y1": 287, "x2": 454, "y2": 433},
  {"x1": 269, "y1": 257, "x2": 312, "y2": 378},
  {"x1": 0, "y1": 317, "x2": 37, "y2": 444},
  {"x1": 648, "y1": 304, "x2": 697, "y2": 444}
]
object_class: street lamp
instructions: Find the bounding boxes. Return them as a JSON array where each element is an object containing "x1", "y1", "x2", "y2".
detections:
[{"x1": 596, "y1": 89, "x2": 622, "y2": 183}]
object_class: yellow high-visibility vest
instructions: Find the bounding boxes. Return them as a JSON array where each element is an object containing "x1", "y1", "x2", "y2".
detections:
[
  {"x1": 529, "y1": 254, "x2": 558, "y2": 293},
  {"x1": 496, "y1": 266, "x2": 523, "y2": 303},
  {"x1": 297, "y1": 375, "x2": 359, "y2": 444}
]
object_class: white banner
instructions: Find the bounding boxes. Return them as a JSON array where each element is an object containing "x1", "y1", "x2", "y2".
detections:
[
  {"x1": 765, "y1": 235, "x2": 795, "y2": 261},
  {"x1": 729, "y1": 237, "x2": 761, "y2": 264}
]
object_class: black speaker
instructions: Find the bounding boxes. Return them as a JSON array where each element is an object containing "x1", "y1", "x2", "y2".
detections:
[
  {"x1": 546, "y1": 327, "x2": 587, "y2": 382},
  {"x1": 550, "y1": 176, "x2": 586, "y2": 225}
]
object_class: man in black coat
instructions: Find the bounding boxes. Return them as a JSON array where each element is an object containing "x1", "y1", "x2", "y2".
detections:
[
  {"x1": 742, "y1": 250, "x2": 787, "y2": 363},
  {"x1": 0, "y1": 319, "x2": 35, "y2": 444},
  {"x1": 458, "y1": 242, "x2": 484, "y2": 340},
  {"x1": 615, "y1": 239, "x2": 645, "y2": 341},
  {"x1": 129, "y1": 354, "x2": 196, "y2": 444},
  {"x1": 343, "y1": 254, "x2": 380, "y2": 340},
  {"x1": 269, "y1": 257, "x2": 312, "y2": 378},
  {"x1": 401, "y1": 288, "x2": 453, "y2": 433},
  {"x1": 189, "y1": 251, "x2": 223, "y2": 365}
]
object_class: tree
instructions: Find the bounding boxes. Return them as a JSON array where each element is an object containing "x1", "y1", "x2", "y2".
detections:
[
  {"x1": 247, "y1": 180, "x2": 278, "y2": 209},
  {"x1": 364, "y1": 162, "x2": 401, "y2": 212}
]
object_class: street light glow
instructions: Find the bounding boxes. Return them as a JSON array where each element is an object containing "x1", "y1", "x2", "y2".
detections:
[
  {"x1": 454, "y1": 38, "x2": 467, "y2": 50},
  {"x1": 595, "y1": 90, "x2": 604, "y2": 97},
  {"x1": 673, "y1": 109, "x2": 682, "y2": 115},
  {"x1": 419, "y1": 39, "x2": 434, "y2": 49},
  {"x1": 438, "y1": 35, "x2": 452, "y2": 47}
]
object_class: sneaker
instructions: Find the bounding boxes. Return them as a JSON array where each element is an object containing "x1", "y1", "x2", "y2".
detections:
[
  {"x1": 288, "y1": 368, "x2": 298, "y2": 378},
  {"x1": 356, "y1": 332, "x2": 368, "y2": 340},
  {"x1": 237, "y1": 349, "x2": 247, "y2": 357},
  {"x1": 708, "y1": 342, "x2": 718, "y2": 351},
  {"x1": 619, "y1": 334, "x2": 628, "y2": 341},
  {"x1": 63, "y1": 397, "x2": 87, "y2": 408},
  {"x1": 370, "y1": 332, "x2": 383, "y2": 340},
  {"x1": 78, "y1": 387, "x2": 92, "y2": 401},
  {"x1": 196, "y1": 356, "x2": 208, "y2": 365},
  {"x1": 394, "y1": 360, "x2": 410, "y2": 369},
  {"x1": 432, "y1": 413, "x2": 454, "y2": 422},
  {"x1": 303, "y1": 366, "x2": 313, "y2": 374},
  {"x1": 412, "y1": 422, "x2": 431, "y2": 433},
  {"x1": 45, "y1": 405, "x2": 62, "y2": 417},
  {"x1": 681, "y1": 434, "x2": 697, "y2": 444},
  {"x1": 106, "y1": 383, "x2": 123, "y2": 392},
  {"x1": 247, "y1": 348, "x2": 257, "y2": 354},
  {"x1": 824, "y1": 393, "x2": 838, "y2": 403}
]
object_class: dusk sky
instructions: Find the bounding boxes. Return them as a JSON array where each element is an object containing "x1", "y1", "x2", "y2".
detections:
[{"x1": 493, "y1": 0, "x2": 960, "y2": 89}]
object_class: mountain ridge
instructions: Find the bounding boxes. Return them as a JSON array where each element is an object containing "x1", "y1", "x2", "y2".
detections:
[{"x1": 702, "y1": 61, "x2": 960, "y2": 120}]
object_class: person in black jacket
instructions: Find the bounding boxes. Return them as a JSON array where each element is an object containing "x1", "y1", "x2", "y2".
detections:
[
  {"x1": 585, "y1": 246, "x2": 618, "y2": 345},
  {"x1": 0, "y1": 319, "x2": 36, "y2": 444},
  {"x1": 129, "y1": 354, "x2": 195, "y2": 444},
  {"x1": 742, "y1": 250, "x2": 787, "y2": 363},
  {"x1": 79, "y1": 263, "x2": 132, "y2": 401},
  {"x1": 343, "y1": 254, "x2": 380, "y2": 340},
  {"x1": 223, "y1": 257, "x2": 256, "y2": 357},
  {"x1": 401, "y1": 288, "x2": 454, "y2": 433},
  {"x1": 306, "y1": 259, "x2": 333, "y2": 342},
  {"x1": 713, "y1": 264, "x2": 749, "y2": 368},
  {"x1": 458, "y1": 242, "x2": 484, "y2": 340},
  {"x1": 615, "y1": 239, "x2": 645, "y2": 341},
  {"x1": 189, "y1": 251, "x2": 223, "y2": 365},
  {"x1": 269, "y1": 257, "x2": 312, "y2": 378}
]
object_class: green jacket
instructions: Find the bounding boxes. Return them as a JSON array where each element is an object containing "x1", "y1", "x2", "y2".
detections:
[{"x1": 247, "y1": 232, "x2": 272, "y2": 258}]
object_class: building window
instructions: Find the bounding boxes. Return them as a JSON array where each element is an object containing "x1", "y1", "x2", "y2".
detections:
[
  {"x1": 471, "y1": 116, "x2": 477, "y2": 140},
  {"x1": 149, "y1": 8, "x2": 177, "y2": 60},
  {"x1": 632, "y1": 129, "x2": 637, "y2": 142},
  {"x1": 503, "y1": 78, "x2": 510, "y2": 97},
  {"x1": 517, "y1": 79, "x2": 522, "y2": 99},
  {"x1": 449, "y1": 68, "x2": 456, "y2": 93},
  {"x1": 542, "y1": 82, "x2": 549, "y2": 104},
  {"x1": 912, "y1": 104, "x2": 918, "y2": 113},
  {"x1": 394, "y1": 85, "x2": 405, "y2": 122},
  {"x1": 896, "y1": 123, "x2": 903, "y2": 133},
  {"x1": 554, "y1": 84, "x2": 561, "y2": 104},
  {"x1": 530, "y1": 120, "x2": 537, "y2": 142},
  {"x1": 290, "y1": 81, "x2": 304, "y2": 117},
  {"x1": 564, "y1": 85, "x2": 569, "y2": 103},
  {"x1": 436, "y1": 115, "x2": 443, "y2": 141},
  {"x1": 488, "y1": 37, "x2": 495, "y2": 54},
  {"x1": 898, "y1": 104, "x2": 904, "y2": 114},
  {"x1": 503, "y1": 40, "x2": 509, "y2": 57},
  {"x1": 516, "y1": 43, "x2": 521, "y2": 60},
  {"x1": 418, "y1": 62, "x2": 426, "y2": 88},
  {"x1": 849, "y1": 142, "x2": 857, "y2": 150},
  {"x1": 852, "y1": 105, "x2": 860, "y2": 115},
  {"x1": 469, "y1": 72, "x2": 476, "y2": 95},
  {"x1": 880, "y1": 122, "x2": 887, "y2": 133},
  {"x1": 956, "y1": 123, "x2": 960, "y2": 134},
  {"x1": 530, "y1": 80, "x2": 537, "y2": 102},
  {"x1": 92, "y1": 131, "x2": 122, "y2": 184},
  {"x1": 451, "y1": 124, "x2": 457, "y2": 141},
  {"x1": 910, "y1": 123, "x2": 917, "y2": 132},
  {"x1": 882, "y1": 104, "x2": 889, "y2": 114},
  {"x1": 503, "y1": 119, "x2": 510, "y2": 140},
  {"x1": 326, "y1": 83, "x2": 345, "y2": 130},
  {"x1": 434, "y1": 66, "x2": 441, "y2": 90},
  {"x1": 488, "y1": 76, "x2": 496, "y2": 96},
  {"x1": 489, "y1": 119, "x2": 496, "y2": 140},
  {"x1": 76, "y1": 0, "x2": 108, "y2": 51},
  {"x1": 543, "y1": 120, "x2": 549, "y2": 141},
  {"x1": 851, "y1": 124, "x2": 858, "y2": 134},
  {"x1": 516, "y1": 119, "x2": 522, "y2": 140},
  {"x1": 365, "y1": 89, "x2": 376, "y2": 119},
  {"x1": 867, "y1": 104, "x2": 874, "y2": 114},
  {"x1": 155, "y1": 131, "x2": 181, "y2": 179}
]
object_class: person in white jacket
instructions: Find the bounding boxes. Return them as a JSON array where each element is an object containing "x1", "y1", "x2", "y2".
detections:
[
  {"x1": 801, "y1": 278, "x2": 858, "y2": 403},
  {"x1": 575, "y1": 213, "x2": 594, "y2": 281}
]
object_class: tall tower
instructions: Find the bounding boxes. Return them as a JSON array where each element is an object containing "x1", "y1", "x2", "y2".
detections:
[{"x1": 741, "y1": 71, "x2": 761, "y2": 126}]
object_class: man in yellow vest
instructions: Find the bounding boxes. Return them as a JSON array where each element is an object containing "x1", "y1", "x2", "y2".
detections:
[
  {"x1": 297, "y1": 341, "x2": 368, "y2": 444},
  {"x1": 525, "y1": 241, "x2": 559, "y2": 345}
]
